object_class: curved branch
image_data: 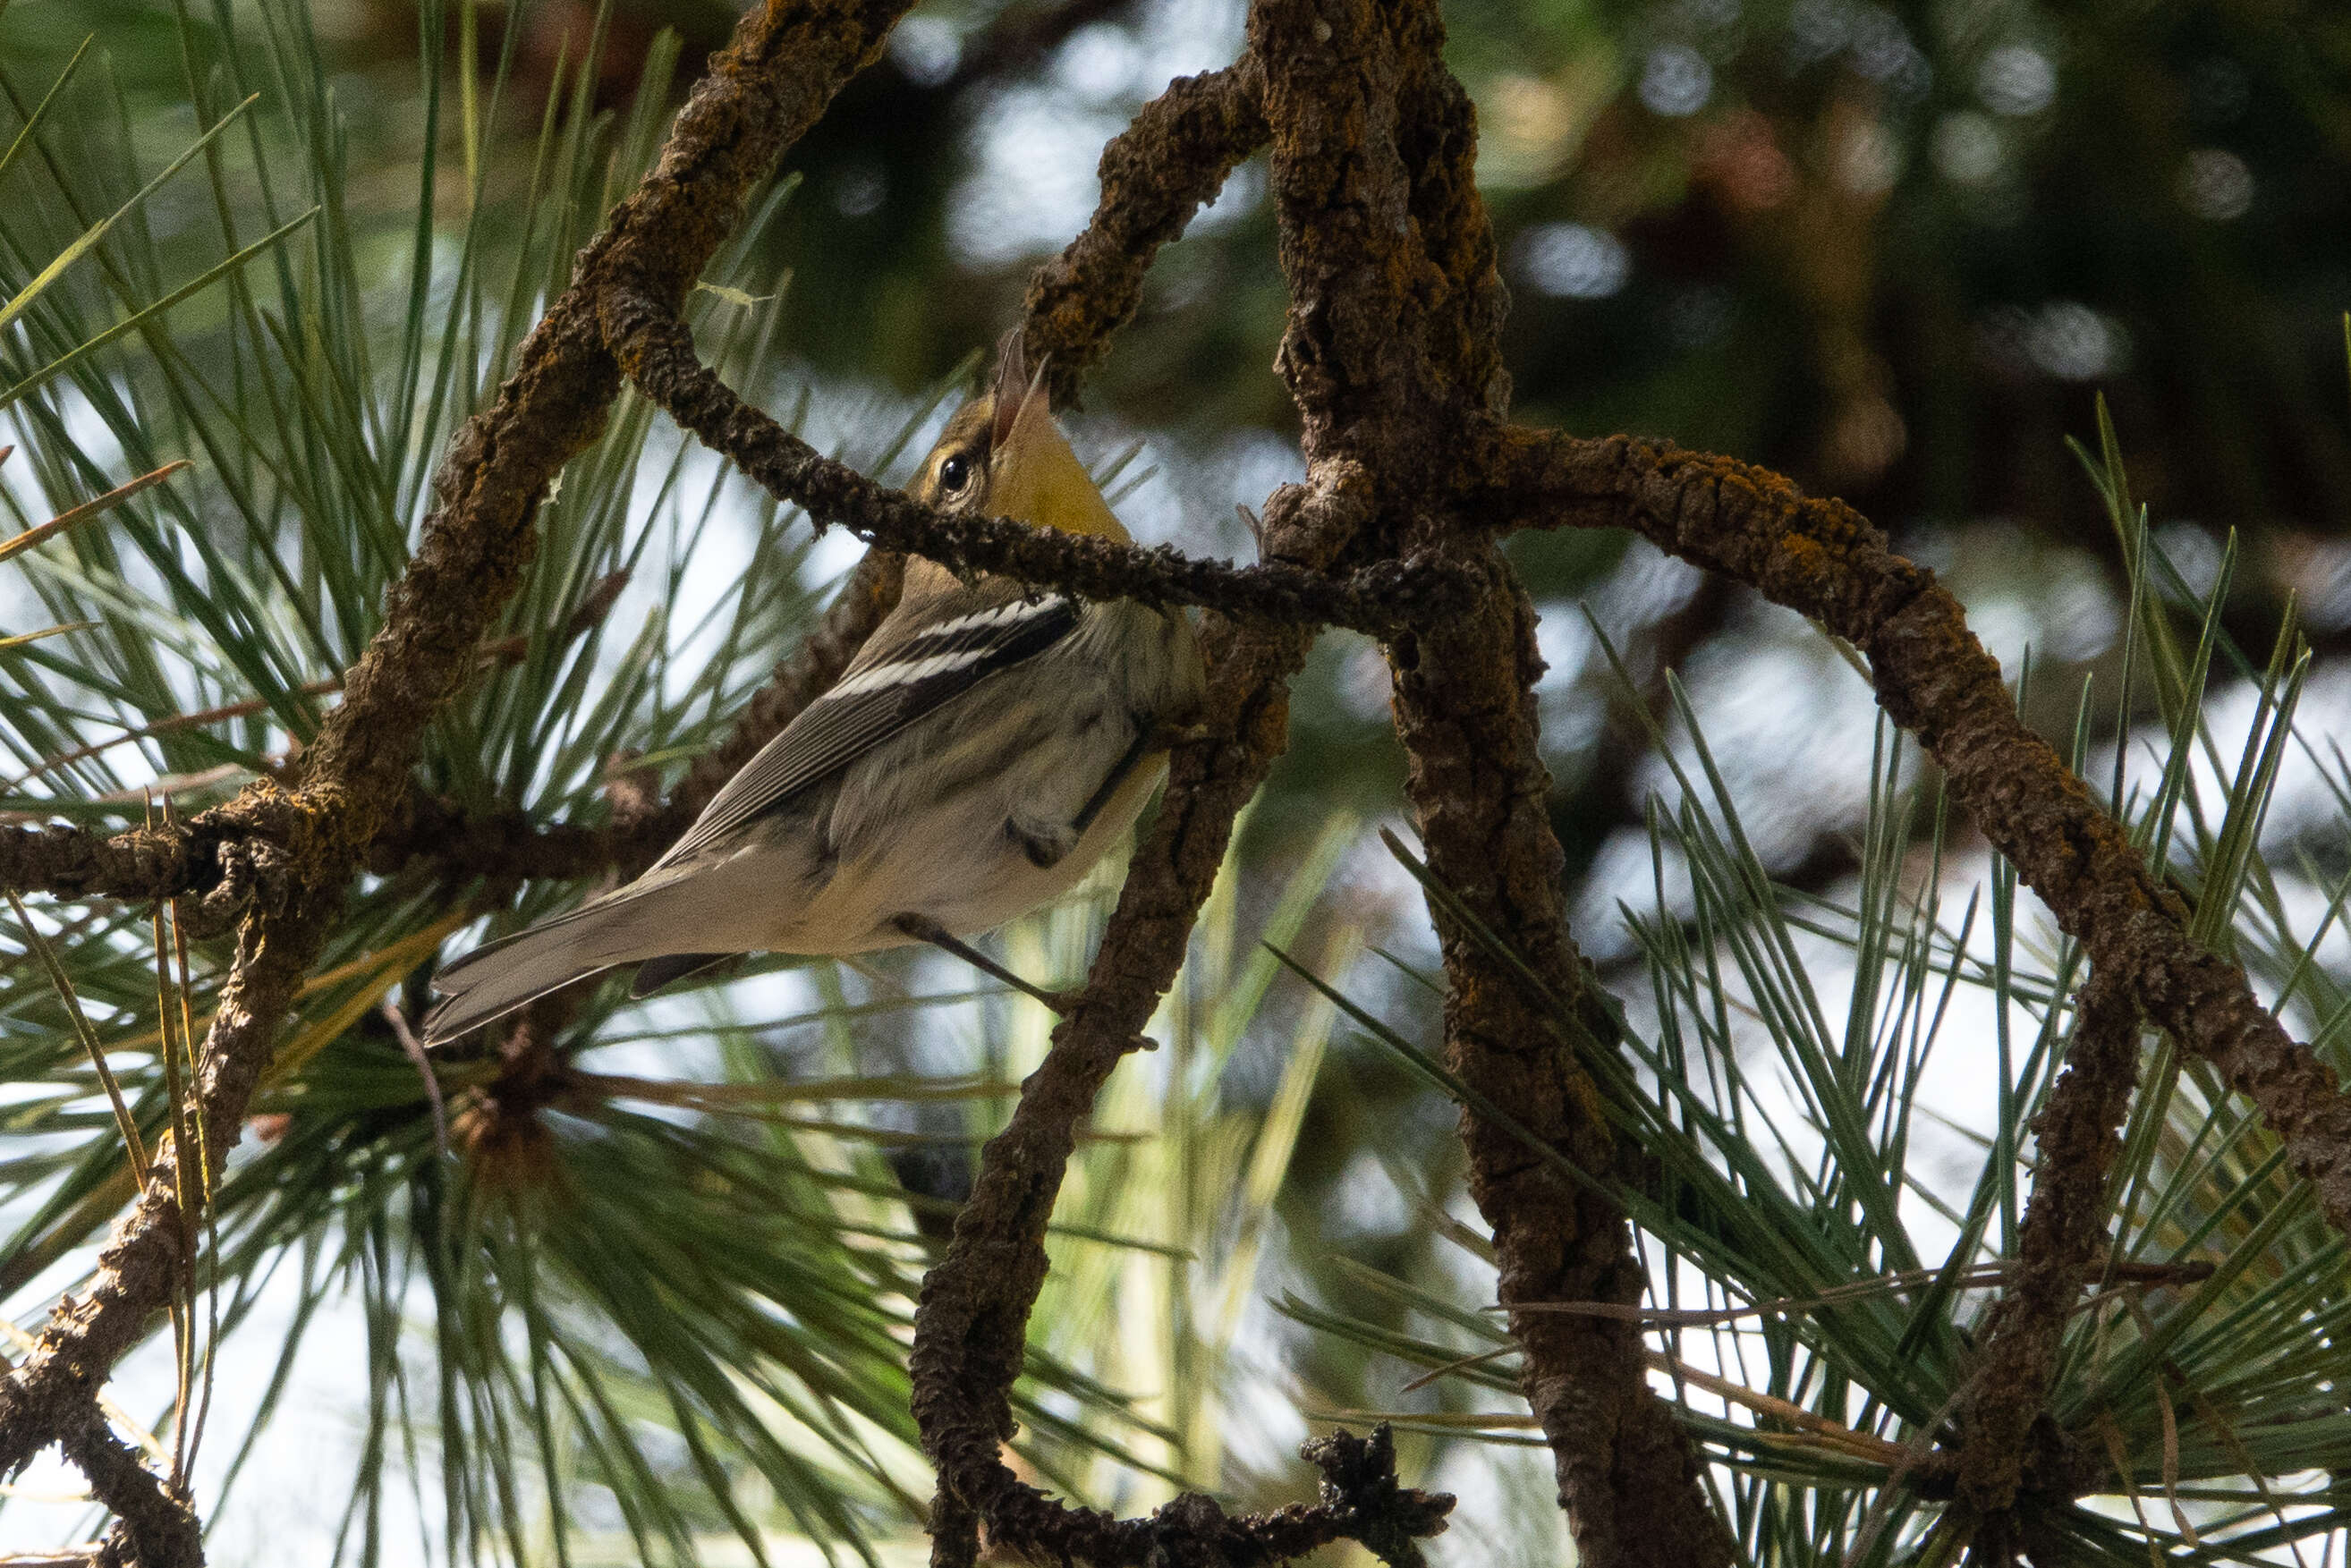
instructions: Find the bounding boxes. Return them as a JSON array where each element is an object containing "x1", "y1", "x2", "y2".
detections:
[
  {"x1": 1501, "y1": 426, "x2": 2351, "y2": 1235},
  {"x1": 1022, "y1": 59, "x2": 1269, "y2": 409},
  {"x1": 289, "y1": 1, "x2": 912, "y2": 847},
  {"x1": 908, "y1": 619, "x2": 1299, "y2": 1564},
  {"x1": 604, "y1": 302, "x2": 1470, "y2": 635},
  {"x1": 905, "y1": 478, "x2": 1388, "y2": 1565},
  {"x1": 58, "y1": 1405, "x2": 199, "y2": 1568},
  {"x1": 929, "y1": 1425, "x2": 1449, "y2": 1568},
  {"x1": 369, "y1": 45, "x2": 1273, "y2": 905}
]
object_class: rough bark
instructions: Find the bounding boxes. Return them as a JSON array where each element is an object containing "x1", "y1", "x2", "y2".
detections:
[
  {"x1": 1953, "y1": 970, "x2": 2145, "y2": 1558},
  {"x1": 1500, "y1": 428, "x2": 2351, "y2": 1235},
  {"x1": 1245, "y1": 0, "x2": 1734, "y2": 1558},
  {"x1": 1023, "y1": 61, "x2": 1269, "y2": 410}
]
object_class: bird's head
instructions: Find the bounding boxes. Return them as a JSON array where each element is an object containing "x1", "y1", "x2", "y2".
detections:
[{"x1": 910, "y1": 331, "x2": 1130, "y2": 542}]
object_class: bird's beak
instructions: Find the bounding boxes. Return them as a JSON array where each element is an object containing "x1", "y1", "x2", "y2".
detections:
[
  {"x1": 980, "y1": 326, "x2": 1125, "y2": 539},
  {"x1": 989, "y1": 329, "x2": 1057, "y2": 491},
  {"x1": 989, "y1": 329, "x2": 1045, "y2": 454}
]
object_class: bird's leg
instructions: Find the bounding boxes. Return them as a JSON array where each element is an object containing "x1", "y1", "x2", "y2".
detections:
[
  {"x1": 1008, "y1": 719, "x2": 1165, "y2": 871},
  {"x1": 891, "y1": 912, "x2": 1079, "y2": 1015},
  {"x1": 1065, "y1": 724, "x2": 1159, "y2": 840}
]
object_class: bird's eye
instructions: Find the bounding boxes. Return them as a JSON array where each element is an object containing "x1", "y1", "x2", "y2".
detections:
[{"x1": 939, "y1": 454, "x2": 972, "y2": 495}]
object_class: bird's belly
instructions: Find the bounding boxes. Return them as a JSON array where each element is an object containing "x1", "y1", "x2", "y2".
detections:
[{"x1": 769, "y1": 754, "x2": 1167, "y2": 954}]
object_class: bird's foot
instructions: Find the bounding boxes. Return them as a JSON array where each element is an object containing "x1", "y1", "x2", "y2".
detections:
[{"x1": 891, "y1": 912, "x2": 1078, "y2": 1015}]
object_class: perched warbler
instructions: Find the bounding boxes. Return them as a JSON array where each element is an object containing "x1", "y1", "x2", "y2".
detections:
[{"x1": 422, "y1": 335, "x2": 1205, "y2": 1044}]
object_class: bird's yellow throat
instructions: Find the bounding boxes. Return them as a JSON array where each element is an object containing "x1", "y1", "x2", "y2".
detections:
[{"x1": 989, "y1": 384, "x2": 1133, "y2": 544}]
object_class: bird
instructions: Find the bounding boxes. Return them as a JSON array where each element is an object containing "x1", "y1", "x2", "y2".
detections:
[{"x1": 420, "y1": 334, "x2": 1205, "y2": 1045}]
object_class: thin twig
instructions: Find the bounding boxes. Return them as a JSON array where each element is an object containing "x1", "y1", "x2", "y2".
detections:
[
  {"x1": 379, "y1": 998, "x2": 449, "y2": 1157},
  {"x1": 0, "y1": 461, "x2": 190, "y2": 567}
]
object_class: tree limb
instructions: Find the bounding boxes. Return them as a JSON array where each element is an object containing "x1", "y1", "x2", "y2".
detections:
[
  {"x1": 1022, "y1": 60, "x2": 1269, "y2": 409},
  {"x1": 0, "y1": 825, "x2": 203, "y2": 907},
  {"x1": 907, "y1": 472, "x2": 1386, "y2": 1566},
  {"x1": 951, "y1": 1425, "x2": 1452, "y2": 1568},
  {"x1": 1952, "y1": 968, "x2": 2144, "y2": 1559},
  {"x1": 1243, "y1": 0, "x2": 1733, "y2": 1559},
  {"x1": 56, "y1": 1407, "x2": 199, "y2": 1568},
  {"x1": 0, "y1": 892, "x2": 318, "y2": 1484},
  {"x1": 605, "y1": 293, "x2": 1473, "y2": 636},
  {"x1": 873, "y1": 80, "x2": 1378, "y2": 1562},
  {"x1": 1499, "y1": 427, "x2": 2351, "y2": 1237}
]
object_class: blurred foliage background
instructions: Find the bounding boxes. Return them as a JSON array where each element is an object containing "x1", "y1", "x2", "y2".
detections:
[{"x1": 3, "y1": 0, "x2": 2350, "y2": 1561}]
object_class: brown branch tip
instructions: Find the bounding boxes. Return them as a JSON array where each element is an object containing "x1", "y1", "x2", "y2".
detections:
[{"x1": 972, "y1": 1426, "x2": 1453, "y2": 1568}]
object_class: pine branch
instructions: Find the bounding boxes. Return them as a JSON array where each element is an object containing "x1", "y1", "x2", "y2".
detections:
[
  {"x1": 1952, "y1": 968, "x2": 2145, "y2": 1558},
  {"x1": 882, "y1": 54, "x2": 1451, "y2": 1562},
  {"x1": 0, "y1": 0, "x2": 917, "y2": 1532},
  {"x1": 1021, "y1": 59, "x2": 1269, "y2": 410},
  {"x1": 604, "y1": 294, "x2": 1474, "y2": 635},
  {"x1": 7, "y1": 0, "x2": 2344, "y2": 1555},
  {"x1": 1498, "y1": 426, "x2": 2351, "y2": 1237},
  {"x1": 56, "y1": 1407, "x2": 198, "y2": 1568},
  {"x1": 908, "y1": 475, "x2": 1376, "y2": 1564},
  {"x1": 1238, "y1": 0, "x2": 1735, "y2": 1560},
  {"x1": 0, "y1": 824, "x2": 204, "y2": 906},
  {"x1": 938, "y1": 1426, "x2": 1451, "y2": 1568}
]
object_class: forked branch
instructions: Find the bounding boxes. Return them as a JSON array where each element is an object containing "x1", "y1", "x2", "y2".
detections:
[
  {"x1": 1500, "y1": 427, "x2": 2351, "y2": 1235},
  {"x1": 904, "y1": 474, "x2": 1384, "y2": 1565},
  {"x1": 1243, "y1": 0, "x2": 1733, "y2": 1555}
]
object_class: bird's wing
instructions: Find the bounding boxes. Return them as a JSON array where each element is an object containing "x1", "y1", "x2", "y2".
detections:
[{"x1": 658, "y1": 587, "x2": 1082, "y2": 865}]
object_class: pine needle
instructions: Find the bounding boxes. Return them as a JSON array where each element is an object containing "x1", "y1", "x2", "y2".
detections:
[
  {"x1": 5, "y1": 888, "x2": 149, "y2": 1184},
  {"x1": 0, "y1": 462, "x2": 190, "y2": 566}
]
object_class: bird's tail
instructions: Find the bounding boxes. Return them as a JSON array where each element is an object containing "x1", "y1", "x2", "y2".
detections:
[{"x1": 421, "y1": 895, "x2": 664, "y2": 1046}]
